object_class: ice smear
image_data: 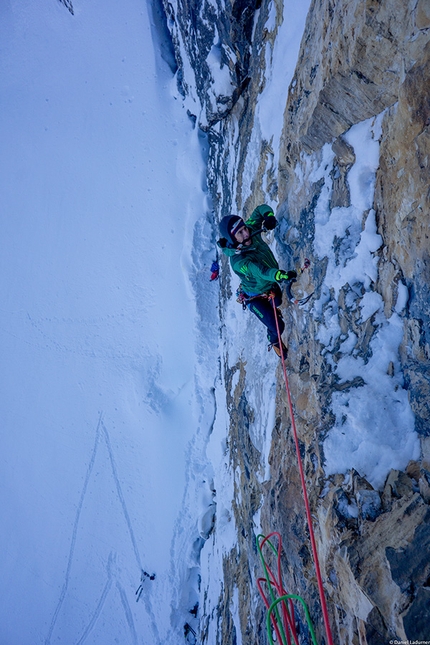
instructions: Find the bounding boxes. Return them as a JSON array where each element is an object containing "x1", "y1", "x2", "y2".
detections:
[
  {"x1": 231, "y1": 586, "x2": 244, "y2": 645},
  {"x1": 242, "y1": 0, "x2": 311, "y2": 203},
  {"x1": 206, "y1": 29, "x2": 235, "y2": 102}
]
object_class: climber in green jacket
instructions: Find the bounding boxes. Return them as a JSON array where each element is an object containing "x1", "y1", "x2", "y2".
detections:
[{"x1": 217, "y1": 204, "x2": 296, "y2": 358}]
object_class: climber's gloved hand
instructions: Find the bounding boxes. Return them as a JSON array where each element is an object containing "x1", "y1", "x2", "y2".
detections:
[
  {"x1": 263, "y1": 213, "x2": 277, "y2": 230},
  {"x1": 275, "y1": 269, "x2": 297, "y2": 282}
]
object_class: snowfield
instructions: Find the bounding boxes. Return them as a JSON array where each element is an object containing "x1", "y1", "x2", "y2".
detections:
[{"x1": 0, "y1": 0, "x2": 217, "y2": 642}]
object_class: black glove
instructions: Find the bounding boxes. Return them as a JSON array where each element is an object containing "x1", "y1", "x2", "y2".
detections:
[
  {"x1": 275, "y1": 269, "x2": 297, "y2": 282},
  {"x1": 263, "y1": 213, "x2": 277, "y2": 230}
]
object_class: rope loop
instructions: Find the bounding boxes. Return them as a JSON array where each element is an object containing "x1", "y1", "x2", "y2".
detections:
[{"x1": 256, "y1": 532, "x2": 318, "y2": 645}]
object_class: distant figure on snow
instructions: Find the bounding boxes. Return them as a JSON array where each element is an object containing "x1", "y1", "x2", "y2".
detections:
[
  {"x1": 217, "y1": 204, "x2": 296, "y2": 358},
  {"x1": 135, "y1": 569, "x2": 156, "y2": 602}
]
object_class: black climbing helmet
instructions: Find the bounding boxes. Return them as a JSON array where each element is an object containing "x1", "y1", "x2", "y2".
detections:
[{"x1": 218, "y1": 215, "x2": 245, "y2": 248}]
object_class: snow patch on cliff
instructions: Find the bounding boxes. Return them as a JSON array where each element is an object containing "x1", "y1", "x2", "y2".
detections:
[{"x1": 310, "y1": 114, "x2": 420, "y2": 489}]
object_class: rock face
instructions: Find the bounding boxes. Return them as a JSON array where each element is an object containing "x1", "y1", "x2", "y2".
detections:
[
  {"x1": 281, "y1": 0, "x2": 429, "y2": 155},
  {"x1": 163, "y1": 0, "x2": 430, "y2": 643},
  {"x1": 162, "y1": 0, "x2": 258, "y2": 126},
  {"x1": 265, "y1": 0, "x2": 430, "y2": 641}
]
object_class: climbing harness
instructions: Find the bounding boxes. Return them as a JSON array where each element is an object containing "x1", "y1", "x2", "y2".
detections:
[
  {"x1": 268, "y1": 293, "x2": 334, "y2": 645},
  {"x1": 236, "y1": 285, "x2": 249, "y2": 309},
  {"x1": 257, "y1": 532, "x2": 318, "y2": 645},
  {"x1": 236, "y1": 288, "x2": 285, "y2": 332},
  {"x1": 236, "y1": 285, "x2": 275, "y2": 310}
]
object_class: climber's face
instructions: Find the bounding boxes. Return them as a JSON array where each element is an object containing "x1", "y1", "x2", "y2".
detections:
[{"x1": 234, "y1": 225, "x2": 251, "y2": 246}]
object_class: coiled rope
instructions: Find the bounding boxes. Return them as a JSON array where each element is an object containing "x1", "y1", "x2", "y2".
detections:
[
  {"x1": 257, "y1": 532, "x2": 318, "y2": 645},
  {"x1": 268, "y1": 295, "x2": 334, "y2": 645}
]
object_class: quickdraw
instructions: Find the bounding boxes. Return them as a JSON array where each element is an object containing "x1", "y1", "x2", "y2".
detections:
[
  {"x1": 285, "y1": 281, "x2": 315, "y2": 306},
  {"x1": 285, "y1": 258, "x2": 314, "y2": 306},
  {"x1": 299, "y1": 257, "x2": 311, "y2": 274}
]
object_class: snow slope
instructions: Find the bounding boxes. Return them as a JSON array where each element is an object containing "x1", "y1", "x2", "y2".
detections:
[{"x1": 0, "y1": 1, "x2": 215, "y2": 643}]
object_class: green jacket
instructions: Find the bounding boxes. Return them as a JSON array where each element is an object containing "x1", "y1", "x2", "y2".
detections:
[{"x1": 221, "y1": 204, "x2": 280, "y2": 295}]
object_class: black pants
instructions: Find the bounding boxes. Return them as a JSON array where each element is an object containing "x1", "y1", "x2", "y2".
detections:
[{"x1": 247, "y1": 285, "x2": 284, "y2": 345}]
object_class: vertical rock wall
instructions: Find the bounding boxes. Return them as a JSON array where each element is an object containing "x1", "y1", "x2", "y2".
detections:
[
  {"x1": 271, "y1": 0, "x2": 430, "y2": 642},
  {"x1": 163, "y1": 0, "x2": 430, "y2": 643}
]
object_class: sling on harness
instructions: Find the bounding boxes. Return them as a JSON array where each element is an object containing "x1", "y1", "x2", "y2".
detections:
[{"x1": 236, "y1": 284, "x2": 277, "y2": 310}]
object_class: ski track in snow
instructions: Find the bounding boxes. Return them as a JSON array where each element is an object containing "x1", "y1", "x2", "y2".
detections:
[
  {"x1": 45, "y1": 413, "x2": 160, "y2": 644},
  {"x1": 116, "y1": 580, "x2": 139, "y2": 645},
  {"x1": 101, "y1": 419, "x2": 143, "y2": 572},
  {"x1": 75, "y1": 553, "x2": 115, "y2": 645},
  {"x1": 45, "y1": 414, "x2": 104, "y2": 645}
]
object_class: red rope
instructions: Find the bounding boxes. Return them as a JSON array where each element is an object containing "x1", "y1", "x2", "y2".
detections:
[
  {"x1": 257, "y1": 532, "x2": 298, "y2": 645},
  {"x1": 271, "y1": 296, "x2": 334, "y2": 645}
]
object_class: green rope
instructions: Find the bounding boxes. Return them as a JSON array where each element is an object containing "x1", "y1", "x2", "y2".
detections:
[
  {"x1": 267, "y1": 595, "x2": 318, "y2": 645},
  {"x1": 256, "y1": 534, "x2": 289, "y2": 645},
  {"x1": 256, "y1": 533, "x2": 319, "y2": 645}
]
